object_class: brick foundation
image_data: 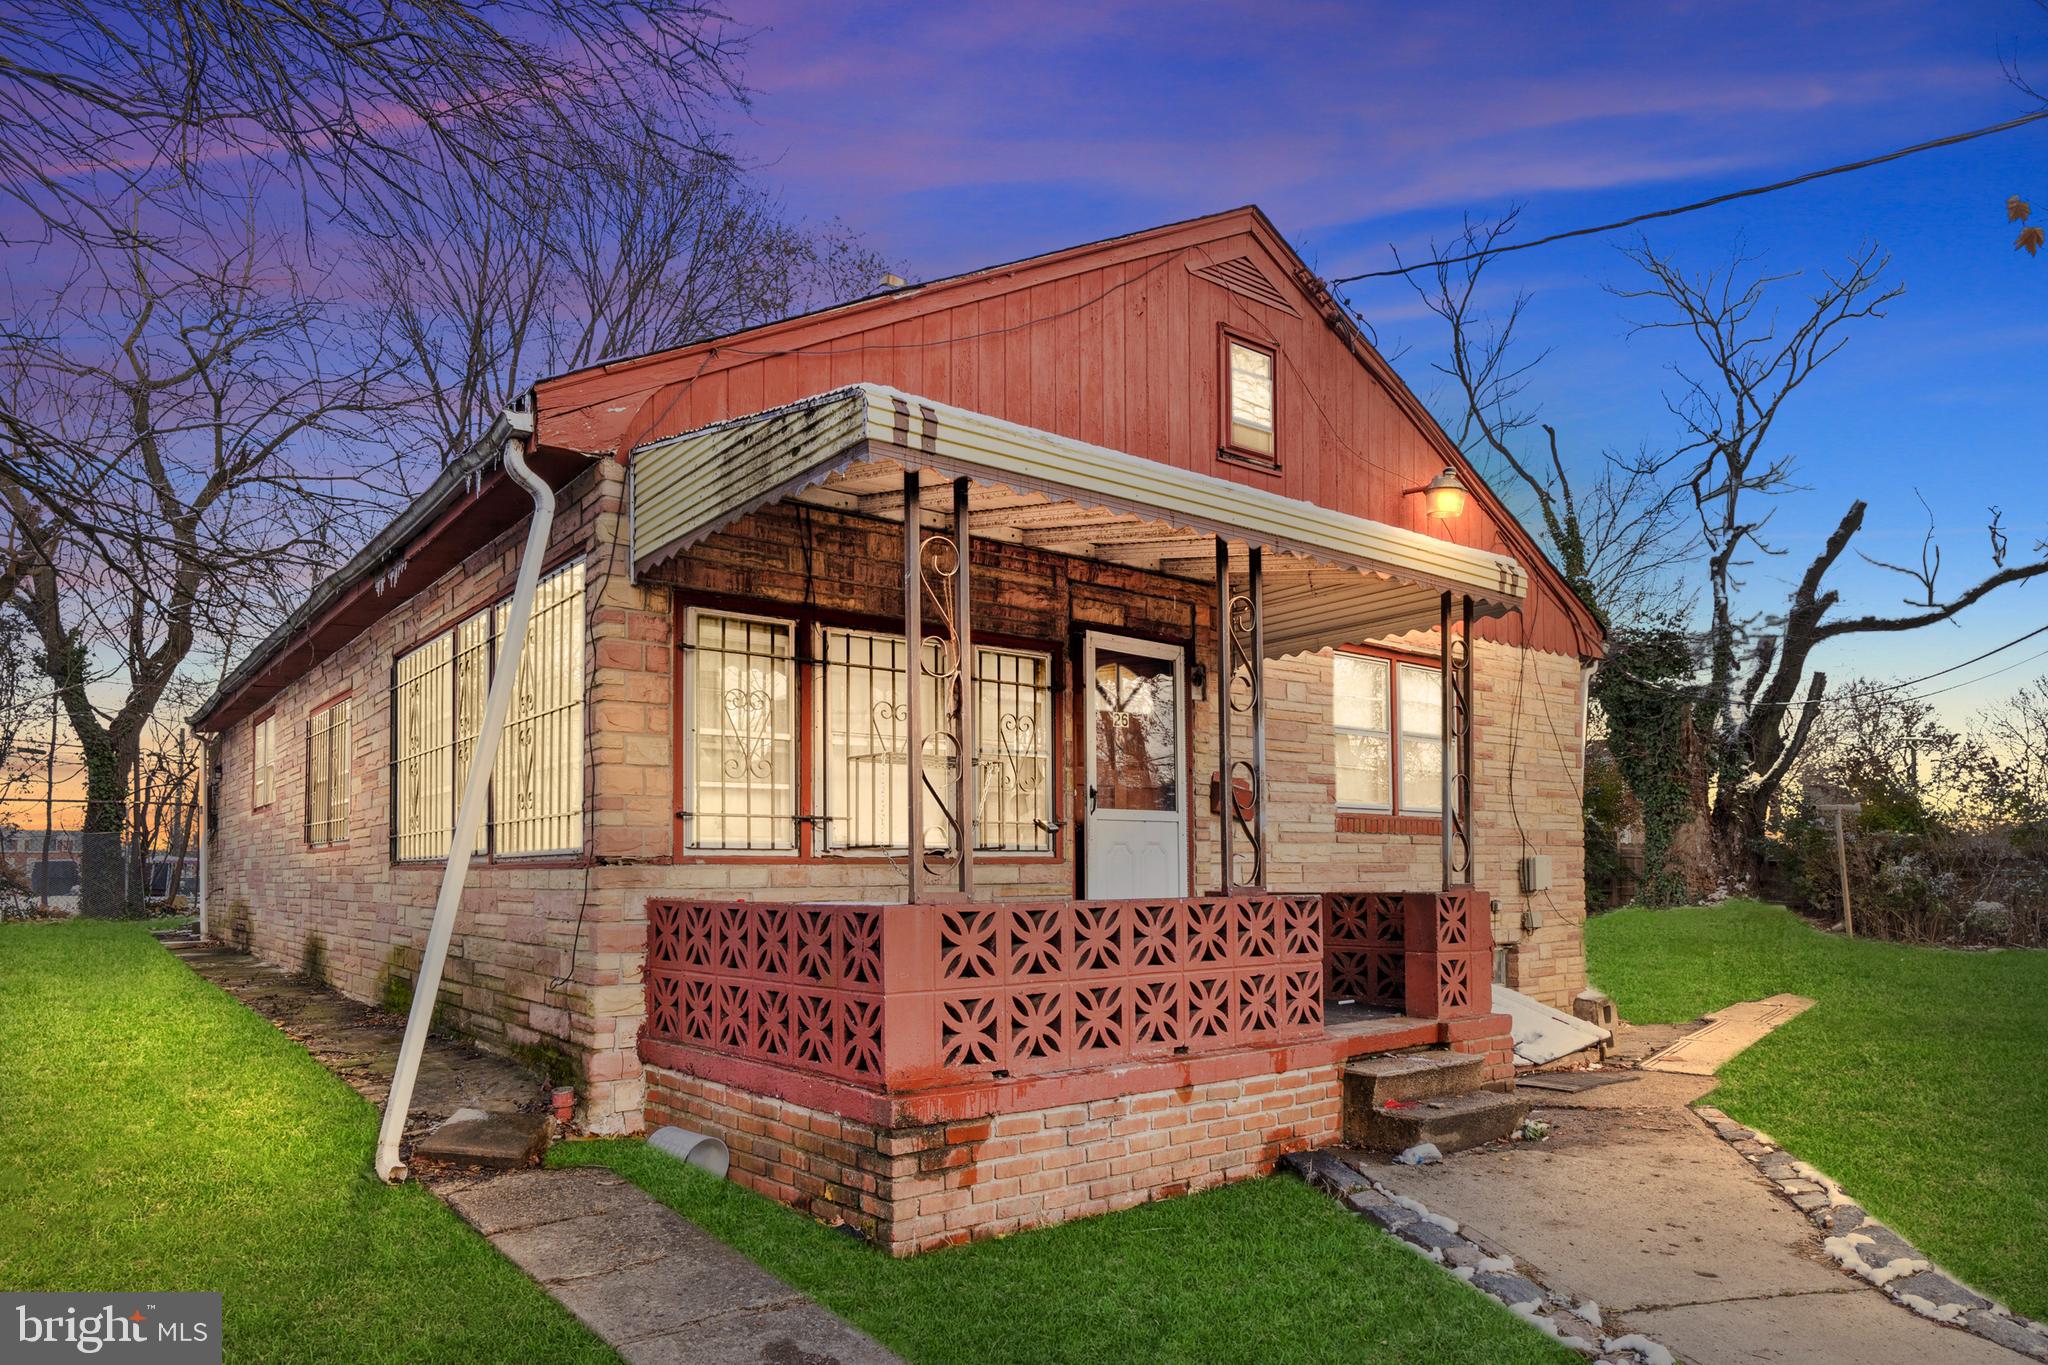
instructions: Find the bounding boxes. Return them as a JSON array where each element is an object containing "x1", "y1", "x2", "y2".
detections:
[{"x1": 646, "y1": 1060, "x2": 1343, "y2": 1255}]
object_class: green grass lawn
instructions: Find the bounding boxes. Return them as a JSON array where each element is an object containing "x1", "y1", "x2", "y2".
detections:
[
  {"x1": 0, "y1": 919, "x2": 616, "y2": 1364},
  {"x1": 553, "y1": 1141, "x2": 1576, "y2": 1365},
  {"x1": 1587, "y1": 899, "x2": 2048, "y2": 1320}
]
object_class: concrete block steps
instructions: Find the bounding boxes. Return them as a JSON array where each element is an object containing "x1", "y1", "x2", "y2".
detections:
[
  {"x1": 1352, "y1": 1089, "x2": 1532, "y2": 1154},
  {"x1": 1342, "y1": 1051, "x2": 1529, "y2": 1154}
]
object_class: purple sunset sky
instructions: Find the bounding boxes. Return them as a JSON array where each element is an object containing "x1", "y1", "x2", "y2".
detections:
[{"x1": 721, "y1": 0, "x2": 2048, "y2": 720}]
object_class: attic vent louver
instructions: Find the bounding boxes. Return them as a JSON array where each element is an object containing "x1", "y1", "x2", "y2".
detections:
[{"x1": 1188, "y1": 256, "x2": 1297, "y2": 314}]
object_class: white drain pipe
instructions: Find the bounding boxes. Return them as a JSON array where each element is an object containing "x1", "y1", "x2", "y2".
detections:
[{"x1": 376, "y1": 409, "x2": 551, "y2": 1183}]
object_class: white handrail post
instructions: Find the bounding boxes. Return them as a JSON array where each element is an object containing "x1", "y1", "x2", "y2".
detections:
[{"x1": 375, "y1": 415, "x2": 552, "y2": 1182}]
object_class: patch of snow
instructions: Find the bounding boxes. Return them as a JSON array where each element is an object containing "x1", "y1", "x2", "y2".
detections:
[
  {"x1": 1388, "y1": 1191, "x2": 1457, "y2": 1232},
  {"x1": 1450, "y1": 1265, "x2": 1475, "y2": 1281},
  {"x1": 1475, "y1": 1254, "x2": 1517, "y2": 1273},
  {"x1": 1602, "y1": 1333, "x2": 1676, "y2": 1365},
  {"x1": 1898, "y1": 1294, "x2": 1966, "y2": 1324},
  {"x1": 1394, "y1": 1142, "x2": 1443, "y2": 1166},
  {"x1": 1576, "y1": 1300, "x2": 1604, "y2": 1330}
]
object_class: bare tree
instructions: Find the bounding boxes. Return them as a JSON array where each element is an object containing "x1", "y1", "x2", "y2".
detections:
[
  {"x1": 1407, "y1": 210, "x2": 1696, "y2": 626},
  {"x1": 0, "y1": 1, "x2": 747, "y2": 250},
  {"x1": 0, "y1": 214, "x2": 392, "y2": 915},
  {"x1": 1617, "y1": 239, "x2": 2048, "y2": 878},
  {"x1": 361, "y1": 122, "x2": 891, "y2": 459}
]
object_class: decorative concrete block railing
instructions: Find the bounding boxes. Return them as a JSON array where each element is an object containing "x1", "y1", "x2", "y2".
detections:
[
  {"x1": 643, "y1": 894, "x2": 1326, "y2": 1091},
  {"x1": 1322, "y1": 887, "x2": 1492, "y2": 1019}
]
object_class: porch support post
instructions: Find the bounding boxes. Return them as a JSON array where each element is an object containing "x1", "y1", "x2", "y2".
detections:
[
  {"x1": 1215, "y1": 538, "x2": 1233, "y2": 892},
  {"x1": 1440, "y1": 591, "x2": 1453, "y2": 892},
  {"x1": 953, "y1": 476, "x2": 976, "y2": 896},
  {"x1": 1459, "y1": 593, "x2": 1474, "y2": 881},
  {"x1": 903, "y1": 471, "x2": 924, "y2": 903},
  {"x1": 1247, "y1": 545, "x2": 1267, "y2": 889}
]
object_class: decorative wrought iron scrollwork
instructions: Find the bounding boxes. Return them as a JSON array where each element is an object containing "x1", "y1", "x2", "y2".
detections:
[
  {"x1": 1227, "y1": 591, "x2": 1259, "y2": 714},
  {"x1": 1446, "y1": 632, "x2": 1472, "y2": 882},
  {"x1": 1224, "y1": 582, "x2": 1265, "y2": 888},
  {"x1": 719, "y1": 685, "x2": 781, "y2": 781},
  {"x1": 917, "y1": 531, "x2": 964, "y2": 872}
]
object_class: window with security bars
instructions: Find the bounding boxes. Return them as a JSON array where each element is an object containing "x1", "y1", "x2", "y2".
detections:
[
  {"x1": 687, "y1": 611, "x2": 797, "y2": 850},
  {"x1": 306, "y1": 698, "x2": 351, "y2": 846},
  {"x1": 817, "y1": 628, "x2": 1054, "y2": 853},
  {"x1": 1334, "y1": 652, "x2": 1445, "y2": 816},
  {"x1": 452, "y1": 610, "x2": 493, "y2": 854},
  {"x1": 393, "y1": 634, "x2": 455, "y2": 860},
  {"x1": 974, "y1": 646, "x2": 1054, "y2": 851},
  {"x1": 493, "y1": 561, "x2": 585, "y2": 855}
]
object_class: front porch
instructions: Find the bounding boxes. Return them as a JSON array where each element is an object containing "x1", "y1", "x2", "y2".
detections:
[{"x1": 628, "y1": 385, "x2": 1530, "y2": 1250}]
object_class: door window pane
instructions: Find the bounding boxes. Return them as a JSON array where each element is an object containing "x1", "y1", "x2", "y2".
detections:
[{"x1": 1092, "y1": 651, "x2": 1179, "y2": 811}]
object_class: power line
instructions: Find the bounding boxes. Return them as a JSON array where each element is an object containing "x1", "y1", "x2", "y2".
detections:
[{"x1": 1330, "y1": 108, "x2": 2048, "y2": 285}]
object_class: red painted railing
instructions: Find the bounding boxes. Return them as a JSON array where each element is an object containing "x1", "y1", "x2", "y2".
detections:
[
  {"x1": 643, "y1": 894, "x2": 1326, "y2": 1090},
  {"x1": 1322, "y1": 887, "x2": 1491, "y2": 1020}
]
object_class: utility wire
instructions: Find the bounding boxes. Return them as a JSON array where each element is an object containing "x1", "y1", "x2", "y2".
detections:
[{"x1": 1330, "y1": 108, "x2": 2048, "y2": 285}]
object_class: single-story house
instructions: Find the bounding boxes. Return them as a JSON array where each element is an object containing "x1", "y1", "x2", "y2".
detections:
[{"x1": 192, "y1": 205, "x2": 1603, "y2": 1253}]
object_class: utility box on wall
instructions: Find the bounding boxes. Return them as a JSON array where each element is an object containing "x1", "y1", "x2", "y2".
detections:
[{"x1": 1519, "y1": 855, "x2": 1553, "y2": 894}]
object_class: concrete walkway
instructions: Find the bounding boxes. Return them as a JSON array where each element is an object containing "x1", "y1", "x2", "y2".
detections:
[
  {"x1": 169, "y1": 940, "x2": 541, "y2": 1133},
  {"x1": 1363, "y1": 1069, "x2": 2032, "y2": 1365},
  {"x1": 444, "y1": 1168, "x2": 901, "y2": 1365}
]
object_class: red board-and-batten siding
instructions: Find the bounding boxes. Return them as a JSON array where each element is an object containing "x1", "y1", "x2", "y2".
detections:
[{"x1": 534, "y1": 205, "x2": 1602, "y2": 661}]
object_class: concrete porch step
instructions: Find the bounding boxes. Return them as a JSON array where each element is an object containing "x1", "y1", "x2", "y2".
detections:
[
  {"x1": 1349, "y1": 1089, "x2": 1532, "y2": 1155},
  {"x1": 1344, "y1": 1050, "x2": 1486, "y2": 1107}
]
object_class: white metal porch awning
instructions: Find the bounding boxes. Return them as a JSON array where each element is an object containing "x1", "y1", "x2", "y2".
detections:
[{"x1": 629, "y1": 384, "x2": 1526, "y2": 656}]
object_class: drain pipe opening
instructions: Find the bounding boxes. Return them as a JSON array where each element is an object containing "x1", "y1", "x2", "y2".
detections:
[{"x1": 375, "y1": 408, "x2": 551, "y2": 1183}]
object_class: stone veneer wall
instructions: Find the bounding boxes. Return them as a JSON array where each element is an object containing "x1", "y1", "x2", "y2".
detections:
[{"x1": 208, "y1": 466, "x2": 1590, "y2": 1136}]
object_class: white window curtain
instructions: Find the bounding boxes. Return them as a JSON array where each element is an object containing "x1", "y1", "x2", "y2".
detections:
[
  {"x1": 393, "y1": 634, "x2": 455, "y2": 860},
  {"x1": 688, "y1": 611, "x2": 797, "y2": 851},
  {"x1": 493, "y1": 562, "x2": 586, "y2": 856},
  {"x1": 306, "y1": 700, "x2": 351, "y2": 846},
  {"x1": 1334, "y1": 653, "x2": 1391, "y2": 811}
]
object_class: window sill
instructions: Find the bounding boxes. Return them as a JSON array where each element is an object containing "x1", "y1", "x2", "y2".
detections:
[
  {"x1": 1216, "y1": 446, "x2": 1282, "y2": 476},
  {"x1": 1336, "y1": 812, "x2": 1442, "y2": 836}
]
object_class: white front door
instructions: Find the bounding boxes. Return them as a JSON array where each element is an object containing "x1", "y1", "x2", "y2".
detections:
[{"x1": 1082, "y1": 632, "x2": 1189, "y2": 898}]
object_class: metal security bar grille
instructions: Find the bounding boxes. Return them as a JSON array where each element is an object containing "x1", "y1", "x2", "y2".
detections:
[
  {"x1": 453, "y1": 610, "x2": 493, "y2": 855},
  {"x1": 393, "y1": 634, "x2": 455, "y2": 860},
  {"x1": 819, "y1": 629, "x2": 1053, "y2": 854},
  {"x1": 306, "y1": 699, "x2": 351, "y2": 846},
  {"x1": 975, "y1": 646, "x2": 1053, "y2": 852},
  {"x1": 490, "y1": 561, "x2": 586, "y2": 856},
  {"x1": 819, "y1": 628, "x2": 949, "y2": 852},
  {"x1": 688, "y1": 611, "x2": 797, "y2": 851}
]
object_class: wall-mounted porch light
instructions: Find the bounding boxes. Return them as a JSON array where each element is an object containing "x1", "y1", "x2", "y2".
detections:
[{"x1": 1408, "y1": 467, "x2": 1469, "y2": 520}]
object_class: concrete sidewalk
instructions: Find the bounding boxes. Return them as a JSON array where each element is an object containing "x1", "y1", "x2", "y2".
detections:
[
  {"x1": 1364, "y1": 1071, "x2": 2033, "y2": 1365},
  {"x1": 444, "y1": 1168, "x2": 901, "y2": 1365}
]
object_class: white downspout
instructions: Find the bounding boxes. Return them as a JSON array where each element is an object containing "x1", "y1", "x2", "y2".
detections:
[
  {"x1": 376, "y1": 410, "x2": 550, "y2": 1183},
  {"x1": 195, "y1": 734, "x2": 209, "y2": 939}
]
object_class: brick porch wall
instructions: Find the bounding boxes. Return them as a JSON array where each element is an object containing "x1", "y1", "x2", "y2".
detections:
[{"x1": 645, "y1": 1061, "x2": 1344, "y2": 1255}]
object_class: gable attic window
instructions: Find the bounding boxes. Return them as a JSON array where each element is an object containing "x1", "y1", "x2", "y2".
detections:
[{"x1": 1222, "y1": 331, "x2": 1277, "y2": 466}]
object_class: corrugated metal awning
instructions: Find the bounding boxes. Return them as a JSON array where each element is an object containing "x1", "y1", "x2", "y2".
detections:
[{"x1": 631, "y1": 384, "x2": 1526, "y2": 656}]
